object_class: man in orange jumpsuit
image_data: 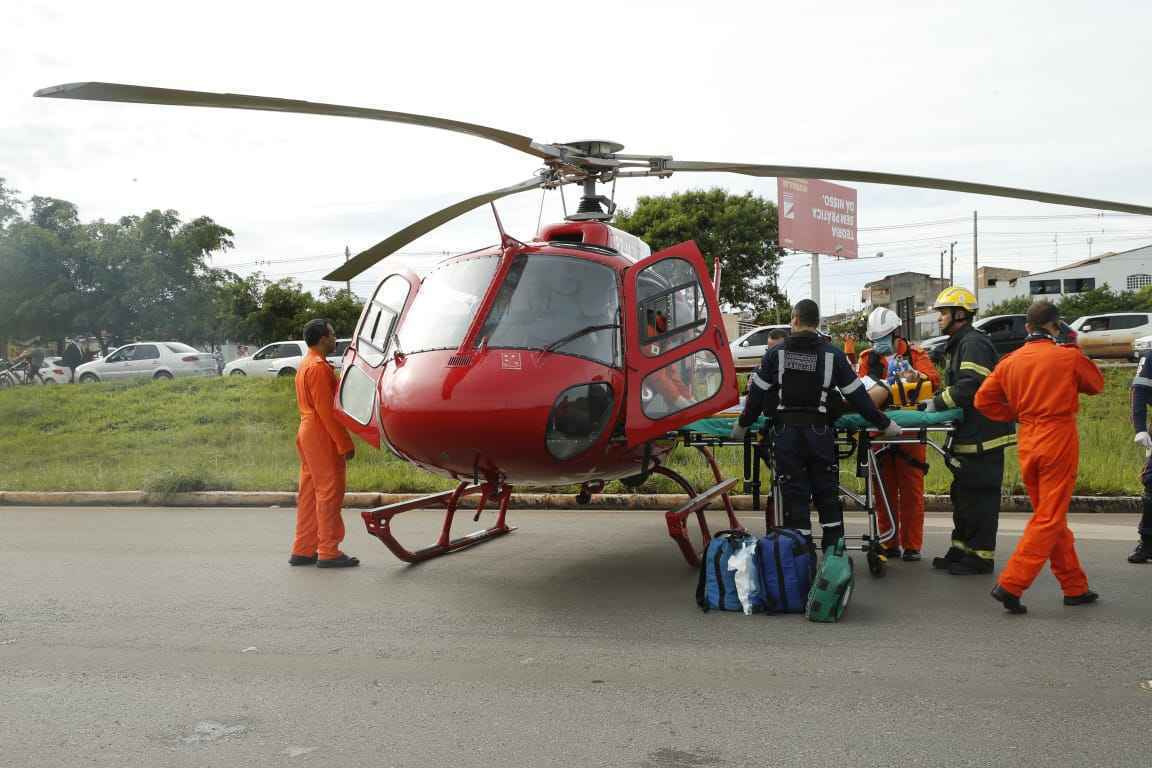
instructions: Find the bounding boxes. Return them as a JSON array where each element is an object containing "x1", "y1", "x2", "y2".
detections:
[
  {"x1": 857, "y1": 307, "x2": 941, "y2": 561},
  {"x1": 289, "y1": 318, "x2": 359, "y2": 568},
  {"x1": 974, "y1": 301, "x2": 1102, "y2": 614}
]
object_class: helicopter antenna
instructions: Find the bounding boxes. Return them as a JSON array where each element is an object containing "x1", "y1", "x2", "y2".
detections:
[
  {"x1": 489, "y1": 202, "x2": 523, "y2": 249},
  {"x1": 489, "y1": 202, "x2": 506, "y2": 239}
]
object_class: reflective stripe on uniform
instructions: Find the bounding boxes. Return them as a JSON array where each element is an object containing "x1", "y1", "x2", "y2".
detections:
[
  {"x1": 940, "y1": 388, "x2": 957, "y2": 408},
  {"x1": 749, "y1": 371, "x2": 770, "y2": 390},
  {"x1": 841, "y1": 378, "x2": 863, "y2": 395},
  {"x1": 952, "y1": 433, "x2": 1017, "y2": 454},
  {"x1": 959, "y1": 361, "x2": 992, "y2": 377},
  {"x1": 1134, "y1": 376, "x2": 1152, "y2": 389},
  {"x1": 972, "y1": 549, "x2": 995, "y2": 560},
  {"x1": 817, "y1": 352, "x2": 834, "y2": 413},
  {"x1": 776, "y1": 349, "x2": 786, "y2": 410},
  {"x1": 951, "y1": 540, "x2": 970, "y2": 552}
]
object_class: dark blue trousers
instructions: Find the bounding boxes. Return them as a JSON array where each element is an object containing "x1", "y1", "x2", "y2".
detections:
[{"x1": 771, "y1": 423, "x2": 843, "y2": 548}]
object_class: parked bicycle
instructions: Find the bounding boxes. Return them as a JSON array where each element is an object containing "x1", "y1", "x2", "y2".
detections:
[{"x1": 0, "y1": 359, "x2": 40, "y2": 388}]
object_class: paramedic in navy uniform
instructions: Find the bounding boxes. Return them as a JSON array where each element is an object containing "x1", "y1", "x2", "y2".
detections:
[{"x1": 731, "y1": 299, "x2": 902, "y2": 549}]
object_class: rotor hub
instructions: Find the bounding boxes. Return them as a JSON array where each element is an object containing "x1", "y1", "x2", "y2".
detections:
[{"x1": 558, "y1": 140, "x2": 625, "y2": 157}]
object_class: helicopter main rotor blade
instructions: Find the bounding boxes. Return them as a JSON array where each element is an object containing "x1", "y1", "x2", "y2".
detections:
[
  {"x1": 664, "y1": 161, "x2": 1152, "y2": 216},
  {"x1": 35, "y1": 82, "x2": 560, "y2": 160},
  {"x1": 324, "y1": 176, "x2": 546, "y2": 282}
]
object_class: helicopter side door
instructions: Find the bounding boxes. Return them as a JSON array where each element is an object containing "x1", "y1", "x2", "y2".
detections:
[
  {"x1": 334, "y1": 271, "x2": 419, "y2": 448},
  {"x1": 621, "y1": 241, "x2": 738, "y2": 448}
]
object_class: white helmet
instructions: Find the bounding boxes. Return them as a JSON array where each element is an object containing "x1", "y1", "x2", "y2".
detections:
[{"x1": 866, "y1": 307, "x2": 902, "y2": 342}]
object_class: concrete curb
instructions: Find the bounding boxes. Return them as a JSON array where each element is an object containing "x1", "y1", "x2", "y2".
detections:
[{"x1": 0, "y1": 490, "x2": 1142, "y2": 513}]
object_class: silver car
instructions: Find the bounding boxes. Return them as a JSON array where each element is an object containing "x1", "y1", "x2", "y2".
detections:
[{"x1": 76, "y1": 342, "x2": 218, "y2": 382}]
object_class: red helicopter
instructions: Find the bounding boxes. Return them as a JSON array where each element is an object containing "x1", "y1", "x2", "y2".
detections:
[{"x1": 36, "y1": 83, "x2": 1152, "y2": 565}]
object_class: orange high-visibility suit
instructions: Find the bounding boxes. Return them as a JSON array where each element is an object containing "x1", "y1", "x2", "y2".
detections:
[
  {"x1": 291, "y1": 348, "x2": 355, "y2": 560},
  {"x1": 857, "y1": 340, "x2": 941, "y2": 552},
  {"x1": 974, "y1": 337, "x2": 1103, "y2": 597}
]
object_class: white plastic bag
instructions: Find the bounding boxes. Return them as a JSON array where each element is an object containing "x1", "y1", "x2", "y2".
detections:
[{"x1": 727, "y1": 539, "x2": 760, "y2": 615}]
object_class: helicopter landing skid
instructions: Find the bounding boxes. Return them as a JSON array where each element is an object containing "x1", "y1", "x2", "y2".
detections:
[
  {"x1": 361, "y1": 481, "x2": 515, "y2": 564},
  {"x1": 651, "y1": 448, "x2": 743, "y2": 567}
]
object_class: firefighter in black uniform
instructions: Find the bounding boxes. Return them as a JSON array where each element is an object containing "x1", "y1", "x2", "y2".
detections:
[
  {"x1": 731, "y1": 299, "x2": 902, "y2": 549},
  {"x1": 922, "y1": 286, "x2": 1015, "y2": 575}
]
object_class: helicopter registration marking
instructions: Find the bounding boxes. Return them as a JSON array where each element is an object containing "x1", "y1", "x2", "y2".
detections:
[{"x1": 500, "y1": 351, "x2": 522, "y2": 370}]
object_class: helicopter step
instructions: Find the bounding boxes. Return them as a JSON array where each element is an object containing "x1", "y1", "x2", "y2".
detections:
[
  {"x1": 361, "y1": 481, "x2": 516, "y2": 564},
  {"x1": 649, "y1": 448, "x2": 744, "y2": 567}
]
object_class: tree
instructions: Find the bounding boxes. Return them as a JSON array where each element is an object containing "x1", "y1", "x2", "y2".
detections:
[
  {"x1": 614, "y1": 188, "x2": 789, "y2": 318},
  {"x1": 314, "y1": 287, "x2": 365, "y2": 337},
  {"x1": 983, "y1": 285, "x2": 1152, "y2": 320},
  {"x1": 246, "y1": 278, "x2": 316, "y2": 343}
]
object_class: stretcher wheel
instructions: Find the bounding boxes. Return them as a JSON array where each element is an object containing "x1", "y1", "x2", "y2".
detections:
[{"x1": 866, "y1": 547, "x2": 885, "y2": 577}]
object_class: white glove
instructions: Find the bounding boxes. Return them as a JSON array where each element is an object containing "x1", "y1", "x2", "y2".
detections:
[
  {"x1": 1136, "y1": 432, "x2": 1152, "y2": 449},
  {"x1": 922, "y1": 398, "x2": 938, "y2": 413},
  {"x1": 730, "y1": 423, "x2": 748, "y2": 441},
  {"x1": 881, "y1": 420, "x2": 903, "y2": 439}
]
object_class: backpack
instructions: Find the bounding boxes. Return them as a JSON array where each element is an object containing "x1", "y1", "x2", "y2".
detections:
[
  {"x1": 806, "y1": 538, "x2": 855, "y2": 622},
  {"x1": 696, "y1": 530, "x2": 761, "y2": 613},
  {"x1": 756, "y1": 528, "x2": 817, "y2": 614}
]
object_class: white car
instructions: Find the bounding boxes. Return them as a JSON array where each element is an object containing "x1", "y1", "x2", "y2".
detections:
[
  {"x1": 76, "y1": 342, "x2": 219, "y2": 383},
  {"x1": 1067, "y1": 313, "x2": 1152, "y2": 359},
  {"x1": 223, "y1": 339, "x2": 350, "y2": 378},
  {"x1": 729, "y1": 325, "x2": 791, "y2": 370},
  {"x1": 38, "y1": 356, "x2": 71, "y2": 384}
]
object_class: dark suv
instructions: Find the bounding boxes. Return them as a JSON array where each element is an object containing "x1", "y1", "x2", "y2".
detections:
[{"x1": 919, "y1": 314, "x2": 1077, "y2": 360}]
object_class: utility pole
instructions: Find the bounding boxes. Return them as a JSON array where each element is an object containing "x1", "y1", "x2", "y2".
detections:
[
  {"x1": 949, "y1": 240, "x2": 957, "y2": 284},
  {"x1": 810, "y1": 252, "x2": 821, "y2": 314},
  {"x1": 940, "y1": 249, "x2": 945, "y2": 281},
  {"x1": 344, "y1": 244, "x2": 351, "y2": 294},
  {"x1": 972, "y1": 211, "x2": 979, "y2": 306}
]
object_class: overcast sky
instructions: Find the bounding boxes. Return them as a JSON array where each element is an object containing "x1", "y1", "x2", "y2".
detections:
[{"x1": 6, "y1": 0, "x2": 1152, "y2": 314}]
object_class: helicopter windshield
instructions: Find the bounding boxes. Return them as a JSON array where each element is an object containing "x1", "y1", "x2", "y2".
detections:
[
  {"x1": 400, "y1": 256, "x2": 499, "y2": 353},
  {"x1": 476, "y1": 255, "x2": 620, "y2": 367}
]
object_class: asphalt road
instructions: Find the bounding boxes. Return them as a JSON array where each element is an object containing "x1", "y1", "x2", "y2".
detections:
[{"x1": 3, "y1": 505, "x2": 1151, "y2": 767}]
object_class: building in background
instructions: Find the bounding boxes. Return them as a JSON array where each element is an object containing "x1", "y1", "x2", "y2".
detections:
[
  {"x1": 977, "y1": 244, "x2": 1152, "y2": 308},
  {"x1": 977, "y1": 266, "x2": 1030, "y2": 290},
  {"x1": 861, "y1": 272, "x2": 952, "y2": 340}
]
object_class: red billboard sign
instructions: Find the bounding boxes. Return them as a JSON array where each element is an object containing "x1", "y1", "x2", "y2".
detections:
[{"x1": 777, "y1": 178, "x2": 858, "y2": 258}]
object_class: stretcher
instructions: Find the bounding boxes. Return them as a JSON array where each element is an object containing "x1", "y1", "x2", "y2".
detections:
[{"x1": 678, "y1": 406, "x2": 962, "y2": 577}]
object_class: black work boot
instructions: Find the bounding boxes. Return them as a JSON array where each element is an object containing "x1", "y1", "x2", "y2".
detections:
[
  {"x1": 991, "y1": 585, "x2": 1027, "y2": 614},
  {"x1": 1128, "y1": 540, "x2": 1152, "y2": 564},
  {"x1": 882, "y1": 546, "x2": 901, "y2": 560},
  {"x1": 901, "y1": 549, "x2": 922, "y2": 562},
  {"x1": 948, "y1": 553, "x2": 994, "y2": 575},
  {"x1": 1063, "y1": 590, "x2": 1099, "y2": 606},
  {"x1": 932, "y1": 546, "x2": 966, "y2": 570},
  {"x1": 288, "y1": 553, "x2": 318, "y2": 566}
]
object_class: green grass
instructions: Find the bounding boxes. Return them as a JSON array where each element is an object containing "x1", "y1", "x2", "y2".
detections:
[{"x1": 0, "y1": 370, "x2": 1145, "y2": 495}]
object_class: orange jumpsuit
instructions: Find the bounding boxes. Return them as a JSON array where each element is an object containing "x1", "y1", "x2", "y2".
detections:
[
  {"x1": 974, "y1": 338, "x2": 1103, "y2": 597},
  {"x1": 857, "y1": 341, "x2": 941, "y2": 552},
  {"x1": 291, "y1": 348, "x2": 355, "y2": 560}
]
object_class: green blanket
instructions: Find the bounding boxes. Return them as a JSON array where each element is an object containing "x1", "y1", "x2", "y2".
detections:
[{"x1": 683, "y1": 408, "x2": 963, "y2": 438}]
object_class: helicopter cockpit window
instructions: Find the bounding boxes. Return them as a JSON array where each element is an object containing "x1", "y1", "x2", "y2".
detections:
[
  {"x1": 475, "y1": 255, "x2": 621, "y2": 367},
  {"x1": 636, "y1": 258, "x2": 708, "y2": 357},
  {"x1": 640, "y1": 350, "x2": 723, "y2": 420},
  {"x1": 357, "y1": 274, "x2": 412, "y2": 367},
  {"x1": 401, "y1": 257, "x2": 500, "y2": 353}
]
